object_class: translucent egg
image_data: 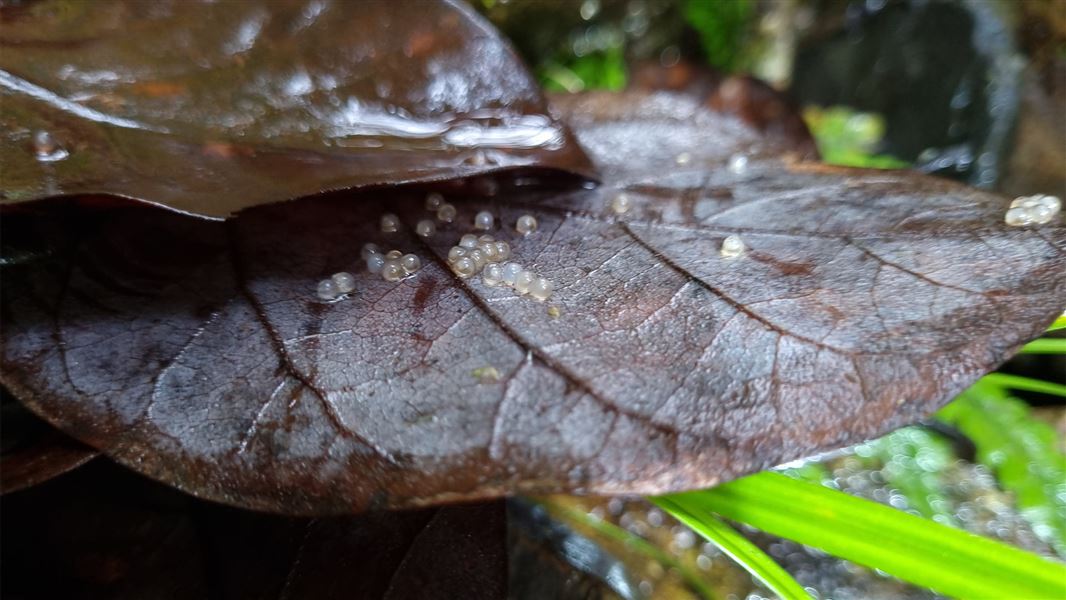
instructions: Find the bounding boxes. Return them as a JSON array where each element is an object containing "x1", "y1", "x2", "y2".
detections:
[
  {"x1": 361, "y1": 243, "x2": 381, "y2": 261},
  {"x1": 468, "y1": 248, "x2": 487, "y2": 269},
  {"x1": 380, "y1": 213, "x2": 399, "y2": 233},
  {"x1": 459, "y1": 234, "x2": 479, "y2": 249},
  {"x1": 1006, "y1": 194, "x2": 1060, "y2": 226},
  {"x1": 675, "y1": 152, "x2": 692, "y2": 166},
  {"x1": 437, "y1": 203, "x2": 457, "y2": 223},
  {"x1": 479, "y1": 240, "x2": 499, "y2": 262},
  {"x1": 448, "y1": 246, "x2": 468, "y2": 264},
  {"x1": 516, "y1": 214, "x2": 538, "y2": 235},
  {"x1": 1005, "y1": 207, "x2": 1032, "y2": 227},
  {"x1": 528, "y1": 277, "x2": 553, "y2": 301},
  {"x1": 478, "y1": 234, "x2": 495, "y2": 244},
  {"x1": 720, "y1": 234, "x2": 746, "y2": 258},
  {"x1": 366, "y1": 254, "x2": 386, "y2": 274},
  {"x1": 401, "y1": 254, "x2": 421, "y2": 274},
  {"x1": 495, "y1": 241, "x2": 511, "y2": 261},
  {"x1": 729, "y1": 153, "x2": 748, "y2": 174},
  {"x1": 482, "y1": 263, "x2": 503, "y2": 286},
  {"x1": 501, "y1": 262, "x2": 523, "y2": 285},
  {"x1": 425, "y1": 192, "x2": 444, "y2": 211},
  {"x1": 452, "y1": 257, "x2": 477, "y2": 278},
  {"x1": 514, "y1": 270, "x2": 536, "y2": 295},
  {"x1": 316, "y1": 279, "x2": 339, "y2": 300},
  {"x1": 386, "y1": 250, "x2": 403, "y2": 260},
  {"x1": 382, "y1": 262, "x2": 405, "y2": 282},
  {"x1": 474, "y1": 210, "x2": 494, "y2": 230},
  {"x1": 415, "y1": 219, "x2": 436, "y2": 238},
  {"x1": 331, "y1": 272, "x2": 356, "y2": 294},
  {"x1": 611, "y1": 193, "x2": 631, "y2": 214}
]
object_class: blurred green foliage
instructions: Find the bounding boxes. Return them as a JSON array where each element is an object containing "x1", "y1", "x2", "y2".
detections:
[
  {"x1": 802, "y1": 106, "x2": 910, "y2": 169},
  {"x1": 540, "y1": 46, "x2": 628, "y2": 93},
  {"x1": 682, "y1": 0, "x2": 755, "y2": 72}
]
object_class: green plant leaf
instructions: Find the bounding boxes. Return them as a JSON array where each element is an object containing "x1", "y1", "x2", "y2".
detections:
[
  {"x1": 937, "y1": 381, "x2": 1066, "y2": 556},
  {"x1": 1047, "y1": 315, "x2": 1066, "y2": 332},
  {"x1": 661, "y1": 472, "x2": 1066, "y2": 600},
  {"x1": 979, "y1": 373, "x2": 1066, "y2": 398},
  {"x1": 1018, "y1": 338, "x2": 1066, "y2": 354},
  {"x1": 652, "y1": 497, "x2": 809, "y2": 600}
]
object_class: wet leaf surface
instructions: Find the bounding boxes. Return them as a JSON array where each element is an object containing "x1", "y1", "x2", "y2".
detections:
[
  {"x1": 0, "y1": 391, "x2": 98, "y2": 494},
  {"x1": 1, "y1": 91, "x2": 1063, "y2": 514},
  {"x1": 0, "y1": 0, "x2": 593, "y2": 218},
  {"x1": 1, "y1": 460, "x2": 507, "y2": 599}
]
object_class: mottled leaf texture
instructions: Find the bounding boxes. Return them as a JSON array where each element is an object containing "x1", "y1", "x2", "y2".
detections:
[
  {"x1": 0, "y1": 0, "x2": 592, "y2": 218},
  {"x1": 1, "y1": 461, "x2": 506, "y2": 599},
  {"x1": 2, "y1": 91, "x2": 1064, "y2": 514}
]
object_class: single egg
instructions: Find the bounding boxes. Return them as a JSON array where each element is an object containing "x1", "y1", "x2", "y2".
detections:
[
  {"x1": 425, "y1": 192, "x2": 444, "y2": 211},
  {"x1": 720, "y1": 234, "x2": 746, "y2": 258},
  {"x1": 331, "y1": 272, "x2": 356, "y2": 294},
  {"x1": 437, "y1": 203, "x2": 457, "y2": 223},
  {"x1": 474, "y1": 210, "x2": 494, "y2": 231},
  {"x1": 316, "y1": 279, "x2": 339, "y2": 300},
  {"x1": 516, "y1": 214, "x2": 538, "y2": 235},
  {"x1": 380, "y1": 213, "x2": 399, "y2": 233},
  {"x1": 415, "y1": 220, "x2": 436, "y2": 238},
  {"x1": 401, "y1": 254, "x2": 421, "y2": 274}
]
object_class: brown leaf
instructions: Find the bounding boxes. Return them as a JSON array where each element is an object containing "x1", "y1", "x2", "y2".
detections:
[
  {"x1": 1, "y1": 91, "x2": 1063, "y2": 514},
  {"x1": 0, "y1": 461, "x2": 507, "y2": 599},
  {"x1": 0, "y1": 0, "x2": 593, "y2": 219},
  {"x1": 1, "y1": 389, "x2": 98, "y2": 494}
]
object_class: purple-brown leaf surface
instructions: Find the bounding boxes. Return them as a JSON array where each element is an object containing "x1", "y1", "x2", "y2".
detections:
[
  {"x1": 1, "y1": 91, "x2": 1063, "y2": 514},
  {"x1": 0, "y1": 0, "x2": 593, "y2": 218}
]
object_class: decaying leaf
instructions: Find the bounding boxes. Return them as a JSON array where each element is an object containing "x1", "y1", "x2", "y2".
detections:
[
  {"x1": 1, "y1": 461, "x2": 506, "y2": 599},
  {"x1": 0, "y1": 0, "x2": 593, "y2": 219},
  {"x1": 0, "y1": 391, "x2": 97, "y2": 494},
  {"x1": 1, "y1": 91, "x2": 1062, "y2": 514}
]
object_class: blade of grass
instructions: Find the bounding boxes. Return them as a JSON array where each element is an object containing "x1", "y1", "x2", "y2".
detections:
[
  {"x1": 652, "y1": 497, "x2": 810, "y2": 600},
  {"x1": 662, "y1": 472, "x2": 1066, "y2": 600},
  {"x1": 544, "y1": 500, "x2": 719, "y2": 600},
  {"x1": 1018, "y1": 338, "x2": 1066, "y2": 354},
  {"x1": 980, "y1": 373, "x2": 1066, "y2": 398},
  {"x1": 1047, "y1": 315, "x2": 1066, "y2": 332}
]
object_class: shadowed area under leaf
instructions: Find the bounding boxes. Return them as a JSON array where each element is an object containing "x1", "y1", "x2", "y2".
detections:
[
  {"x1": 1, "y1": 91, "x2": 1062, "y2": 514},
  {"x1": 0, "y1": 0, "x2": 594, "y2": 218}
]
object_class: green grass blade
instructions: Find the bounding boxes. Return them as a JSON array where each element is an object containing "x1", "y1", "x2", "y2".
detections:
[
  {"x1": 544, "y1": 500, "x2": 719, "y2": 600},
  {"x1": 663, "y1": 472, "x2": 1066, "y2": 599},
  {"x1": 652, "y1": 497, "x2": 810, "y2": 600},
  {"x1": 1018, "y1": 338, "x2": 1066, "y2": 354},
  {"x1": 1047, "y1": 315, "x2": 1066, "y2": 332},
  {"x1": 980, "y1": 373, "x2": 1066, "y2": 398}
]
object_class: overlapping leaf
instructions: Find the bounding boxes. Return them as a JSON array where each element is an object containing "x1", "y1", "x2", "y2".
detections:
[
  {"x1": 0, "y1": 0, "x2": 593, "y2": 218},
  {"x1": 1, "y1": 91, "x2": 1063, "y2": 514}
]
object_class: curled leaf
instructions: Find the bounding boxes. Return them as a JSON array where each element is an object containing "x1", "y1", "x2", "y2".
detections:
[
  {"x1": 1, "y1": 92, "x2": 1062, "y2": 514},
  {"x1": 0, "y1": 0, "x2": 593, "y2": 218}
]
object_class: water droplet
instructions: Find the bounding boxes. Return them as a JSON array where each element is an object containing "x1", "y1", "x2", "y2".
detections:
[
  {"x1": 33, "y1": 130, "x2": 68, "y2": 162},
  {"x1": 720, "y1": 235, "x2": 746, "y2": 258}
]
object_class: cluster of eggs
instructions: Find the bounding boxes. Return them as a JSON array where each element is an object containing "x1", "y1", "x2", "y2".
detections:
[
  {"x1": 446, "y1": 233, "x2": 553, "y2": 301},
  {"x1": 362, "y1": 243, "x2": 422, "y2": 282},
  {"x1": 1005, "y1": 195, "x2": 1061, "y2": 226}
]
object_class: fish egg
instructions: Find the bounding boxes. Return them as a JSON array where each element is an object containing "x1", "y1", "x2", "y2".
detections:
[
  {"x1": 385, "y1": 249, "x2": 403, "y2": 260},
  {"x1": 460, "y1": 234, "x2": 479, "y2": 249},
  {"x1": 468, "y1": 248, "x2": 487, "y2": 269},
  {"x1": 1006, "y1": 194, "x2": 1060, "y2": 226},
  {"x1": 611, "y1": 193, "x2": 631, "y2": 214},
  {"x1": 501, "y1": 262, "x2": 523, "y2": 285},
  {"x1": 361, "y1": 243, "x2": 381, "y2": 261},
  {"x1": 448, "y1": 246, "x2": 468, "y2": 263},
  {"x1": 415, "y1": 219, "x2": 436, "y2": 238},
  {"x1": 380, "y1": 213, "x2": 399, "y2": 233},
  {"x1": 425, "y1": 192, "x2": 444, "y2": 211},
  {"x1": 331, "y1": 272, "x2": 356, "y2": 294},
  {"x1": 482, "y1": 263, "x2": 503, "y2": 286},
  {"x1": 437, "y1": 203, "x2": 457, "y2": 223},
  {"x1": 382, "y1": 262, "x2": 405, "y2": 282},
  {"x1": 474, "y1": 210, "x2": 494, "y2": 230},
  {"x1": 516, "y1": 214, "x2": 538, "y2": 235},
  {"x1": 495, "y1": 241, "x2": 511, "y2": 261},
  {"x1": 452, "y1": 257, "x2": 477, "y2": 278},
  {"x1": 316, "y1": 279, "x2": 339, "y2": 300},
  {"x1": 366, "y1": 254, "x2": 386, "y2": 274},
  {"x1": 514, "y1": 270, "x2": 536, "y2": 295},
  {"x1": 401, "y1": 254, "x2": 421, "y2": 274},
  {"x1": 528, "y1": 277, "x2": 554, "y2": 301},
  {"x1": 479, "y1": 241, "x2": 499, "y2": 261},
  {"x1": 720, "y1": 234, "x2": 746, "y2": 258}
]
